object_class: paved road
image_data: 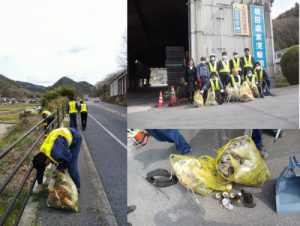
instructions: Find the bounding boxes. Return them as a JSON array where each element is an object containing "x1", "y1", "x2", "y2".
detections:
[
  {"x1": 127, "y1": 85, "x2": 299, "y2": 129},
  {"x1": 81, "y1": 101, "x2": 127, "y2": 225},
  {"x1": 128, "y1": 129, "x2": 300, "y2": 226}
]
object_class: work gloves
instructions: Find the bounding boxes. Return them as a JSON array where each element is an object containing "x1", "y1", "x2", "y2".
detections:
[
  {"x1": 220, "y1": 89, "x2": 224, "y2": 93},
  {"x1": 200, "y1": 90, "x2": 204, "y2": 95}
]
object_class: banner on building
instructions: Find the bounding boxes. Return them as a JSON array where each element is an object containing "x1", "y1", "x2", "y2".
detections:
[
  {"x1": 250, "y1": 5, "x2": 268, "y2": 69},
  {"x1": 233, "y1": 4, "x2": 249, "y2": 35}
]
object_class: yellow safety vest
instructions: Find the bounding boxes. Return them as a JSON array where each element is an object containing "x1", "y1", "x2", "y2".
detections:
[
  {"x1": 210, "y1": 78, "x2": 220, "y2": 91},
  {"x1": 232, "y1": 58, "x2": 241, "y2": 71},
  {"x1": 246, "y1": 75, "x2": 256, "y2": 83},
  {"x1": 41, "y1": 110, "x2": 52, "y2": 116},
  {"x1": 39, "y1": 128, "x2": 73, "y2": 164},
  {"x1": 243, "y1": 55, "x2": 253, "y2": 68},
  {"x1": 254, "y1": 69, "x2": 263, "y2": 81},
  {"x1": 69, "y1": 101, "x2": 77, "y2": 113},
  {"x1": 230, "y1": 74, "x2": 241, "y2": 85},
  {"x1": 220, "y1": 60, "x2": 230, "y2": 73},
  {"x1": 80, "y1": 104, "x2": 88, "y2": 112},
  {"x1": 208, "y1": 62, "x2": 218, "y2": 75}
]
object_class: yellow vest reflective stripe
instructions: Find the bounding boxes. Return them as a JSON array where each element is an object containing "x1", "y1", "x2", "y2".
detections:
[
  {"x1": 232, "y1": 58, "x2": 241, "y2": 70},
  {"x1": 80, "y1": 104, "x2": 87, "y2": 112},
  {"x1": 254, "y1": 69, "x2": 263, "y2": 81},
  {"x1": 210, "y1": 78, "x2": 220, "y2": 91},
  {"x1": 69, "y1": 101, "x2": 77, "y2": 113},
  {"x1": 220, "y1": 60, "x2": 230, "y2": 73},
  {"x1": 41, "y1": 110, "x2": 52, "y2": 116},
  {"x1": 208, "y1": 62, "x2": 218, "y2": 75},
  {"x1": 39, "y1": 128, "x2": 73, "y2": 164},
  {"x1": 243, "y1": 55, "x2": 253, "y2": 67},
  {"x1": 246, "y1": 75, "x2": 256, "y2": 83},
  {"x1": 230, "y1": 74, "x2": 241, "y2": 85}
]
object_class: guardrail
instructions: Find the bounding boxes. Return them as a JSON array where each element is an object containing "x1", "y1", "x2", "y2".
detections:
[{"x1": 0, "y1": 103, "x2": 68, "y2": 226}]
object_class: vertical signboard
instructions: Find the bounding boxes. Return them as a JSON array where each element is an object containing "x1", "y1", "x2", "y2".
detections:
[
  {"x1": 250, "y1": 5, "x2": 268, "y2": 69},
  {"x1": 233, "y1": 4, "x2": 249, "y2": 35}
]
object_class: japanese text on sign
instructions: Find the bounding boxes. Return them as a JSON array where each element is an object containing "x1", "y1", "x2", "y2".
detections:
[
  {"x1": 233, "y1": 4, "x2": 249, "y2": 35},
  {"x1": 250, "y1": 5, "x2": 268, "y2": 68}
]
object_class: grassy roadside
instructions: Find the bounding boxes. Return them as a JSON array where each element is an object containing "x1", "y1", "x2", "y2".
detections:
[
  {"x1": 0, "y1": 103, "x2": 37, "y2": 111},
  {"x1": 99, "y1": 94, "x2": 127, "y2": 107},
  {"x1": 276, "y1": 73, "x2": 290, "y2": 87},
  {"x1": 0, "y1": 113, "x2": 20, "y2": 123}
]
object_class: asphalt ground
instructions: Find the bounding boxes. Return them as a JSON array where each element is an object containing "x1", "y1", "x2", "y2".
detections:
[
  {"x1": 127, "y1": 85, "x2": 299, "y2": 129},
  {"x1": 80, "y1": 101, "x2": 127, "y2": 225},
  {"x1": 127, "y1": 129, "x2": 300, "y2": 226}
]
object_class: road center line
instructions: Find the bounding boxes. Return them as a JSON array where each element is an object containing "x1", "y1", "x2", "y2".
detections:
[{"x1": 88, "y1": 114, "x2": 127, "y2": 149}]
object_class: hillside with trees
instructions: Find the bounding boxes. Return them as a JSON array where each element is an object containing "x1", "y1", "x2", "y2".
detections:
[
  {"x1": 273, "y1": 3, "x2": 299, "y2": 51},
  {"x1": 16, "y1": 81, "x2": 46, "y2": 93}
]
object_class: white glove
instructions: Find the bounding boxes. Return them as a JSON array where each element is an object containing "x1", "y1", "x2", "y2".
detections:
[
  {"x1": 220, "y1": 89, "x2": 224, "y2": 93},
  {"x1": 34, "y1": 185, "x2": 42, "y2": 195},
  {"x1": 200, "y1": 90, "x2": 204, "y2": 95}
]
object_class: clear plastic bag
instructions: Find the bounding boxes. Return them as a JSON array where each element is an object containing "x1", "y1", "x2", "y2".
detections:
[
  {"x1": 205, "y1": 88, "x2": 218, "y2": 106},
  {"x1": 226, "y1": 83, "x2": 239, "y2": 101},
  {"x1": 193, "y1": 90, "x2": 204, "y2": 108},
  {"x1": 248, "y1": 82, "x2": 260, "y2": 98},
  {"x1": 239, "y1": 82, "x2": 254, "y2": 102},
  {"x1": 216, "y1": 135, "x2": 270, "y2": 186},
  {"x1": 47, "y1": 170, "x2": 79, "y2": 212}
]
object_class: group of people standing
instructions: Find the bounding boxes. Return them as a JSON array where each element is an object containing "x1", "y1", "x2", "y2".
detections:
[{"x1": 184, "y1": 48, "x2": 271, "y2": 104}]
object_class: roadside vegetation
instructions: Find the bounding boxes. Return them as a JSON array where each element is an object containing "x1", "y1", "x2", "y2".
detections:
[
  {"x1": 99, "y1": 94, "x2": 127, "y2": 106},
  {"x1": 276, "y1": 74, "x2": 290, "y2": 87}
]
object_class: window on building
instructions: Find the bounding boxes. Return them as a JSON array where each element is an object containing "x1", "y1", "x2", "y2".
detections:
[{"x1": 277, "y1": 53, "x2": 282, "y2": 58}]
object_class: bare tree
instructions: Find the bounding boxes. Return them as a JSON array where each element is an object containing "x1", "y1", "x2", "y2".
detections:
[{"x1": 116, "y1": 29, "x2": 127, "y2": 70}]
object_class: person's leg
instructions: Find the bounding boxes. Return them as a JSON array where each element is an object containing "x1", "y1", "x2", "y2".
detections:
[
  {"x1": 69, "y1": 114, "x2": 74, "y2": 128},
  {"x1": 264, "y1": 78, "x2": 271, "y2": 90},
  {"x1": 200, "y1": 78, "x2": 207, "y2": 100},
  {"x1": 74, "y1": 113, "x2": 77, "y2": 129},
  {"x1": 47, "y1": 115, "x2": 55, "y2": 129},
  {"x1": 80, "y1": 113, "x2": 84, "y2": 129},
  {"x1": 67, "y1": 131, "x2": 82, "y2": 193},
  {"x1": 83, "y1": 112, "x2": 87, "y2": 130},
  {"x1": 252, "y1": 129, "x2": 268, "y2": 158}
]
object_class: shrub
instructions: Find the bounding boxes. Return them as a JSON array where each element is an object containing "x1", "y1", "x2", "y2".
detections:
[{"x1": 280, "y1": 45, "x2": 299, "y2": 85}]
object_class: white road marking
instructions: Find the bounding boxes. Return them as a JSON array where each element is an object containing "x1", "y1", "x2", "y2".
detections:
[{"x1": 88, "y1": 114, "x2": 127, "y2": 149}]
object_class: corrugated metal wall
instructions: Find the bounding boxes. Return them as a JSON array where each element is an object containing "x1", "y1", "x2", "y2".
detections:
[{"x1": 194, "y1": 0, "x2": 276, "y2": 87}]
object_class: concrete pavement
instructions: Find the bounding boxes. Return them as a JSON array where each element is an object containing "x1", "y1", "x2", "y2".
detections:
[
  {"x1": 127, "y1": 85, "x2": 299, "y2": 129},
  {"x1": 127, "y1": 129, "x2": 300, "y2": 226}
]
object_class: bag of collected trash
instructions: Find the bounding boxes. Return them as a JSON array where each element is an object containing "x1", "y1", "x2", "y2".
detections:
[
  {"x1": 47, "y1": 170, "x2": 78, "y2": 212},
  {"x1": 247, "y1": 82, "x2": 260, "y2": 98},
  {"x1": 194, "y1": 89, "x2": 204, "y2": 108},
  {"x1": 205, "y1": 88, "x2": 218, "y2": 106},
  {"x1": 225, "y1": 84, "x2": 239, "y2": 102},
  {"x1": 216, "y1": 135, "x2": 270, "y2": 186},
  {"x1": 239, "y1": 82, "x2": 254, "y2": 102}
]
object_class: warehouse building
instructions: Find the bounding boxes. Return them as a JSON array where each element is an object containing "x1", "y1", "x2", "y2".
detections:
[{"x1": 109, "y1": 70, "x2": 127, "y2": 99}]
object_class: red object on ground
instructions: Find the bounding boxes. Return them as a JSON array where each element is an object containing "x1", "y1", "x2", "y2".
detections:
[
  {"x1": 170, "y1": 86, "x2": 177, "y2": 104},
  {"x1": 157, "y1": 91, "x2": 164, "y2": 107}
]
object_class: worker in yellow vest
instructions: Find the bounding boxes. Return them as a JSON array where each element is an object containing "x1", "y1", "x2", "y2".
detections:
[
  {"x1": 226, "y1": 69, "x2": 242, "y2": 88},
  {"x1": 32, "y1": 127, "x2": 82, "y2": 194},
  {"x1": 254, "y1": 61, "x2": 271, "y2": 90},
  {"x1": 240, "y1": 48, "x2": 255, "y2": 76},
  {"x1": 40, "y1": 110, "x2": 55, "y2": 129},
  {"x1": 200, "y1": 72, "x2": 224, "y2": 105},
  {"x1": 229, "y1": 51, "x2": 243, "y2": 78},
  {"x1": 67, "y1": 96, "x2": 79, "y2": 129},
  {"x1": 78, "y1": 100, "x2": 88, "y2": 131},
  {"x1": 217, "y1": 52, "x2": 230, "y2": 87},
  {"x1": 206, "y1": 53, "x2": 219, "y2": 77},
  {"x1": 243, "y1": 69, "x2": 264, "y2": 98}
]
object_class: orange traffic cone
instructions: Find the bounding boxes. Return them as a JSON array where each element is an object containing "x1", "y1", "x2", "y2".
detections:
[
  {"x1": 157, "y1": 91, "x2": 164, "y2": 107},
  {"x1": 170, "y1": 86, "x2": 177, "y2": 104}
]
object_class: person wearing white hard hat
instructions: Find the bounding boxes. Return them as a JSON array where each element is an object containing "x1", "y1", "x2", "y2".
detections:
[
  {"x1": 217, "y1": 52, "x2": 230, "y2": 87},
  {"x1": 229, "y1": 51, "x2": 244, "y2": 79},
  {"x1": 206, "y1": 53, "x2": 219, "y2": 77}
]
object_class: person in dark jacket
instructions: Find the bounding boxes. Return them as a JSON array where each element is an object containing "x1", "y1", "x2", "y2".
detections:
[
  {"x1": 217, "y1": 52, "x2": 230, "y2": 87},
  {"x1": 206, "y1": 53, "x2": 218, "y2": 76},
  {"x1": 78, "y1": 100, "x2": 88, "y2": 131},
  {"x1": 240, "y1": 48, "x2": 255, "y2": 76},
  {"x1": 40, "y1": 110, "x2": 55, "y2": 129},
  {"x1": 200, "y1": 72, "x2": 224, "y2": 105},
  {"x1": 67, "y1": 96, "x2": 79, "y2": 129},
  {"x1": 226, "y1": 69, "x2": 242, "y2": 88},
  {"x1": 254, "y1": 61, "x2": 271, "y2": 90},
  {"x1": 185, "y1": 58, "x2": 198, "y2": 104},
  {"x1": 196, "y1": 57, "x2": 210, "y2": 100},
  {"x1": 229, "y1": 51, "x2": 243, "y2": 78},
  {"x1": 32, "y1": 127, "x2": 82, "y2": 194},
  {"x1": 243, "y1": 69, "x2": 264, "y2": 97}
]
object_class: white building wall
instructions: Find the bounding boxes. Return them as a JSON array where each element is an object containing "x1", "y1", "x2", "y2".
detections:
[{"x1": 192, "y1": 0, "x2": 276, "y2": 87}]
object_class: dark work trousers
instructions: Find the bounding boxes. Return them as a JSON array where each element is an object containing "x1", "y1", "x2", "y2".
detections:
[
  {"x1": 80, "y1": 112, "x2": 87, "y2": 130},
  {"x1": 187, "y1": 92, "x2": 194, "y2": 103},
  {"x1": 69, "y1": 113, "x2": 77, "y2": 129},
  {"x1": 199, "y1": 78, "x2": 208, "y2": 101},
  {"x1": 252, "y1": 129, "x2": 262, "y2": 147},
  {"x1": 219, "y1": 72, "x2": 229, "y2": 88}
]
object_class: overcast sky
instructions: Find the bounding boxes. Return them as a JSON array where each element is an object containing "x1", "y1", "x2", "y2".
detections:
[
  {"x1": 272, "y1": 0, "x2": 299, "y2": 18},
  {"x1": 0, "y1": 0, "x2": 126, "y2": 87}
]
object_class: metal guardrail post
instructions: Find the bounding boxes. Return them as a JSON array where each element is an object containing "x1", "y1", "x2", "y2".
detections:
[{"x1": 57, "y1": 107, "x2": 60, "y2": 128}]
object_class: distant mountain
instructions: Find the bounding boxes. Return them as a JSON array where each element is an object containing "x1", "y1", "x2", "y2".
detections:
[
  {"x1": 0, "y1": 74, "x2": 40, "y2": 98},
  {"x1": 16, "y1": 81, "x2": 46, "y2": 93},
  {"x1": 44, "y1": 77, "x2": 93, "y2": 95},
  {"x1": 16, "y1": 76, "x2": 94, "y2": 95}
]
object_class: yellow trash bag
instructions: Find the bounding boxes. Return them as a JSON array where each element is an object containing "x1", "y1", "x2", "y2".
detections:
[
  {"x1": 239, "y1": 82, "x2": 254, "y2": 102},
  {"x1": 47, "y1": 170, "x2": 79, "y2": 212},
  {"x1": 216, "y1": 135, "x2": 270, "y2": 186},
  {"x1": 225, "y1": 83, "x2": 239, "y2": 102},
  {"x1": 248, "y1": 82, "x2": 260, "y2": 98},
  {"x1": 205, "y1": 88, "x2": 217, "y2": 106},
  {"x1": 193, "y1": 89, "x2": 204, "y2": 108}
]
